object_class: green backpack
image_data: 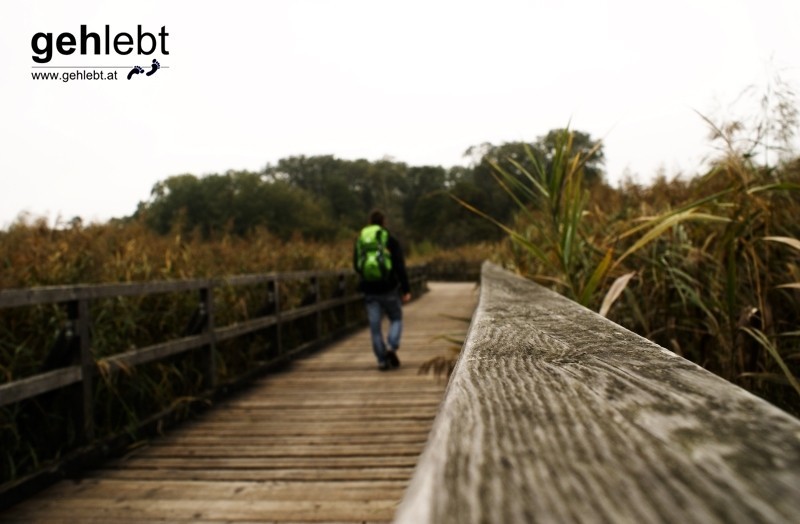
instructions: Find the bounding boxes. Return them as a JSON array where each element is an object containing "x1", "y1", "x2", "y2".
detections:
[{"x1": 356, "y1": 225, "x2": 393, "y2": 282}]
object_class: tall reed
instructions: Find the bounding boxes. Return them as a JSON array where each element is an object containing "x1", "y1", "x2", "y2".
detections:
[
  {"x1": 459, "y1": 126, "x2": 800, "y2": 414},
  {"x1": 0, "y1": 219, "x2": 356, "y2": 483}
]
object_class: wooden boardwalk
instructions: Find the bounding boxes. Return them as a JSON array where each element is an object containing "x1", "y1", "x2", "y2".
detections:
[{"x1": 1, "y1": 282, "x2": 477, "y2": 523}]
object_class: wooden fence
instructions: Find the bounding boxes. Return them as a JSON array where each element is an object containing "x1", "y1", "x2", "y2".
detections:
[
  {"x1": 0, "y1": 266, "x2": 427, "y2": 505},
  {"x1": 396, "y1": 262, "x2": 800, "y2": 523}
]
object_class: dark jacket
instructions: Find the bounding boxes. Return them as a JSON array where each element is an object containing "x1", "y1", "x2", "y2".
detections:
[{"x1": 353, "y1": 231, "x2": 410, "y2": 295}]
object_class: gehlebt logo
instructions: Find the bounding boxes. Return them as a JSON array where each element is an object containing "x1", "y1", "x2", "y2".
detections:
[{"x1": 30, "y1": 25, "x2": 169, "y2": 82}]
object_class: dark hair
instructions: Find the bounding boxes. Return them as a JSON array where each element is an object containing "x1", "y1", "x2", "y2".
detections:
[{"x1": 369, "y1": 209, "x2": 385, "y2": 226}]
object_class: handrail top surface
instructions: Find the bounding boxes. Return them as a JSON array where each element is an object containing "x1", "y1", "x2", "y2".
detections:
[
  {"x1": 0, "y1": 268, "x2": 365, "y2": 309},
  {"x1": 396, "y1": 261, "x2": 800, "y2": 523},
  {"x1": 0, "y1": 265, "x2": 428, "y2": 309}
]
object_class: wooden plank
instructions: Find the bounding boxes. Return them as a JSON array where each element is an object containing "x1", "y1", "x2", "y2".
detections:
[
  {"x1": 105, "y1": 456, "x2": 420, "y2": 470},
  {"x1": 35, "y1": 479, "x2": 409, "y2": 501},
  {"x1": 83, "y1": 467, "x2": 418, "y2": 482},
  {"x1": 396, "y1": 263, "x2": 800, "y2": 524},
  {"x1": 213, "y1": 295, "x2": 362, "y2": 343},
  {"x1": 186, "y1": 397, "x2": 437, "y2": 412},
  {"x1": 100, "y1": 333, "x2": 212, "y2": 373},
  {"x1": 0, "y1": 520, "x2": 391, "y2": 524},
  {"x1": 205, "y1": 403, "x2": 439, "y2": 412},
  {"x1": 0, "y1": 366, "x2": 81, "y2": 406},
  {"x1": 171, "y1": 420, "x2": 436, "y2": 430},
  {"x1": 149, "y1": 434, "x2": 429, "y2": 447},
  {"x1": 213, "y1": 314, "x2": 279, "y2": 342},
  {"x1": 0, "y1": 497, "x2": 400, "y2": 522},
  {"x1": 133, "y1": 425, "x2": 432, "y2": 437},
  {"x1": 198, "y1": 411, "x2": 436, "y2": 423},
  {"x1": 132, "y1": 443, "x2": 427, "y2": 458},
  {"x1": 168, "y1": 414, "x2": 436, "y2": 426}
]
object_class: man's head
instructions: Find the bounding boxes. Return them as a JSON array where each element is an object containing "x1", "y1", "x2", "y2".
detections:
[{"x1": 369, "y1": 209, "x2": 385, "y2": 226}]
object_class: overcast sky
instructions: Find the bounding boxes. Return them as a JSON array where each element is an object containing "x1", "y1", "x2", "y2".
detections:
[{"x1": 1, "y1": 0, "x2": 798, "y2": 228}]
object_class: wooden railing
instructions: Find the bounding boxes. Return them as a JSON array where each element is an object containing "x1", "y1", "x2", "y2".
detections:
[
  {"x1": 395, "y1": 262, "x2": 800, "y2": 523},
  {"x1": 0, "y1": 266, "x2": 427, "y2": 502}
]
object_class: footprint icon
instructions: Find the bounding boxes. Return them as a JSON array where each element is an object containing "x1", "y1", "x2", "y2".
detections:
[
  {"x1": 146, "y1": 59, "x2": 161, "y2": 76},
  {"x1": 127, "y1": 65, "x2": 144, "y2": 80}
]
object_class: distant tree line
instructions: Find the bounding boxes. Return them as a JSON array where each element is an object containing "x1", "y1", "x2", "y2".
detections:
[{"x1": 133, "y1": 129, "x2": 604, "y2": 246}]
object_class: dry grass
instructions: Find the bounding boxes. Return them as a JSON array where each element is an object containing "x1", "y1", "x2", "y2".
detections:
[
  {"x1": 0, "y1": 219, "x2": 352, "y2": 288},
  {"x1": 0, "y1": 219, "x2": 357, "y2": 483},
  {"x1": 474, "y1": 127, "x2": 800, "y2": 416}
]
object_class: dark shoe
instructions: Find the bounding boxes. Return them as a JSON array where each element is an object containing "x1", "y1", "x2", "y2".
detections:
[
  {"x1": 378, "y1": 360, "x2": 389, "y2": 371},
  {"x1": 386, "y1": 350, "x2": 400, "y2": 369}
]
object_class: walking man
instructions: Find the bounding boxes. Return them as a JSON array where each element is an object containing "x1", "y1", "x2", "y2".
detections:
[{"x1": 353, "y1": 209, "x2": 411, "y2": 371}]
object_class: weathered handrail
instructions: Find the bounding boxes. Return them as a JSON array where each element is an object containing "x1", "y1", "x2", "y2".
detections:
[
  {"x1": 396, "y1": 262, "x2": 800, "y2": 523},
  {"x1": 0, "y1": 269, "x2": 374, "y2": 308},
  {"x1": 0, "y1": 267, "x2": 427, "y2": 407},
  {"x1": 0, "y1": 266, "x2": 428, "y2": 502}
]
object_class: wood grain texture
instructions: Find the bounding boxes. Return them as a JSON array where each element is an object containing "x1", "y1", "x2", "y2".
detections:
[
  {"x1": 1, "y1": 282, "x2": 477, "y2": 523},
  {"x1": 396, "y1": 262, "x2": 800, "y2": 524}
]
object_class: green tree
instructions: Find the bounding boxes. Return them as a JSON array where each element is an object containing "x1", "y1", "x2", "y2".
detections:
[
  {"x1": 142, "y1": 173, "x2": 233, "y2": 237},
  {"x1": 539, "y1": 129, "x2": 605, "y2": 184},
  {"x1": 462, "y1": 129, "x2": 604, "y2": 229},
  {"x1": 137, "y1": 171, "x2": 336, "y2": 239}
]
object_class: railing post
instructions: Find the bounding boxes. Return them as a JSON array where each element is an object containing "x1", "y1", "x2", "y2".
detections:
[
  {"x1": 200, "y1": 286, "x2": 217, "y2": 390},
  {"x1": 336, "y1": 273, "x2": 347, "y2": 328},
  {"x1": 314, "y1": 276, "x2": 322, "y2": 340},
  {"x1": 274, "y1": 278, "x2": 283, "y2": 355},
  {"x1": 68, "y1": 299, "x2": 94, "y2": 442}
]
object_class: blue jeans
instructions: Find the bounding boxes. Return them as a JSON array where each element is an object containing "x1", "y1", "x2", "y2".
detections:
[{"x1": 365, "y1": 291, "x2": 403, "y2": 364}]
